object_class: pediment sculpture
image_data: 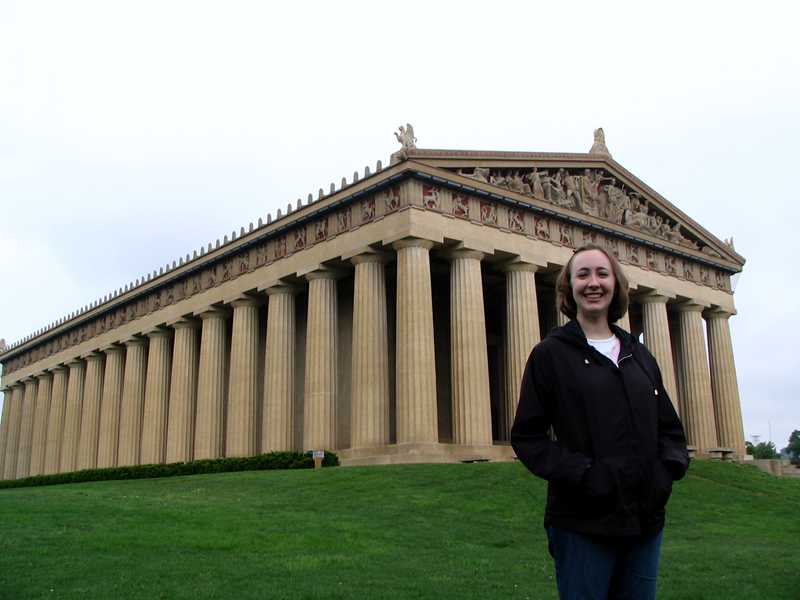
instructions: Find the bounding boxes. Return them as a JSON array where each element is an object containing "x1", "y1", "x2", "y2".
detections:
[{"x1": 455, "y1": 165, "x2": 711, "y2": 253}]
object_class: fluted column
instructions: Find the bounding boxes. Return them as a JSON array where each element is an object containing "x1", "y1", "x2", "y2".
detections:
[
  {"x1": 60, "y1": 360, "x2": 85, "y2": 473},
  {"x1": 166, "y1": 320, "x2": 200, "y2": 463},
  {"x1": 556, "y1": 301, "x2": 570, "y2": 327},
  {"x1": 117, "y1": 338, "x2": 148, "y2": 466},
  {"x1": 77, "y1": 353, "x2": 105, "y2": 470},
  {"x1": 226, "y1": 298, "x2": 260, "y2": 457},
  {"x1": 705, "y1": 309, "x2": 746, "y2": 457},
  {"x1": 616, "y1": 311, "x2": 632, "y2": 333},
  {"x1": 29, "y1": 372, "x2": 53, "y2": 476},
  {"x1": 15, "y1": 379, "x2": 38, "y2": 478},
  {"x1": 501, "y1": 262, "x2": 541, "y2": 441},
  {"x1": 448, "y1": 249, "x2": 493, "y2": 446},
  {"x1": 303, "y1": 270, "x2": 338, "y2": 451},
  {"x1": 262, "y1": 286, "x2": 297, "y2": 452},
  {"x1": 43, "y1": 367, "x2": 68, "y2": 475},
  {"x1": 640, "y1": 293, "x2": 679, "y2": 412},
  {"x1": 195, "y1": 308, "x2": 228, "y2": 459},
  {"x1": 141, "y1": 330, "x2": 172, "y2": 464},
  {"x1": 674, "y1": 303, "x2": 717, "y2": 453},
  {"x1": 2, "y1": 384, "x2": 25, "y2": 479},
  {"x1": 0, "y1": 387, "x2": 12, "y2": 479},
  {"x1": 350, "y1": 253, "x2": 390, "y2": 449},
  {"x1": 394, "y1": 238, "x2": 438, "y2": 444},
  {"x1": 97, "y1": 346, "x2": 125, "y2": 468}
]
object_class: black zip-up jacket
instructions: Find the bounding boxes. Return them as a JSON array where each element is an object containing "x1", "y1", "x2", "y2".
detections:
[{"x1": 511, "y1": 320, "x2": 689, "y2": 537}]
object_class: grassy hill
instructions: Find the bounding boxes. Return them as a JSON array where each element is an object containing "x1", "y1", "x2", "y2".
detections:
[{"x1": 0, "y1": 460, "x2": 798, "y2": 600}]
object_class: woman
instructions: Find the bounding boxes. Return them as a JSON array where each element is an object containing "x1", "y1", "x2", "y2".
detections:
[{"x1": 511, "y1": 244, "x2": 689, "y2": 600}]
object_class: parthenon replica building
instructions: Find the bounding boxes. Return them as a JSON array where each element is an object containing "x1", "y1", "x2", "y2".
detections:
[{"x1": 0, "y1": 127, "x2": 746, "y2": 479}]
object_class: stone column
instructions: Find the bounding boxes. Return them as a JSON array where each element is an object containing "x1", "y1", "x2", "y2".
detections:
[
  {"x1": 616, "y1": 311, "x2": 632, "y2": 333},
  {"x1": 303, "y1": 270, "x2": 338, "y2": 451},
  {"x1": 501, "y1": 262, "x2": 541, "y2": 441},
  {"x1": 350, "y1": 253, "x2": 390, "y2": 449},
  {"x1": 97, "y1": 346, "x2": 125, "y2": 468},
  {"x1": 262, "y1": 286, "x2": 297, "y2": 452},
  {"x1": 166, "y1": 320, "x2": 200, "y2": 463},
  {"x1": 60, "y1": 360, "x2": 86, "y2": 473},
  {"x1": 674, "y1": 302, "x2": 717, "y2": 453},
  {"x1": 2, "y1": 384, "x2": 24, "y2": 479},
  {"x1": 555, "y1": 295, "x2": 570, "y2": 327},
  {"x1": 15, "y1": 378, "x2": 38, "y2": 478},
  {"x1": 77, "y1": 353, "x2": 105, "y2": 470},
  {"x1": 447, "y1": 249, "x2": 493, "y2": 446},
  {"x1": 226, "y1": 298, "x2": 260, "y2": 458},
  {"x1": 43, "y1": 366, "x2": 68, "y2": 475},
  {"x1": 117, "y1": 338, "x2": 148, "y2": 466},
  {"x1": 394, "y1": 238, "x2": 438, "y2": 444},
  {"x1": 29, "y1": 372, "x2": 53, "y2": 476},
  {"x1": 669, "y1": 316, "x2": 685, "y2": 416},
  {"x1": 640, "y1": 293, "x2": 679, "y2": 412},
  {"x1": 0, "y1": 387, "x2": 12, "y2": 479},
  {"x1": 141, "y1": 330, "x2": 172, "y2": 465},
  {"x1": 195, "y1": 308, "x2": 228, "y2": 459},
  {"x1": 705, "y1": 309, "x2": 746, "y2": 457}
]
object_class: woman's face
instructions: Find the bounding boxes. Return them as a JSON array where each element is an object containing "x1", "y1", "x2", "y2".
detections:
[{"x1": 570, "y1": 249, "x2": 616, "y2": 319}]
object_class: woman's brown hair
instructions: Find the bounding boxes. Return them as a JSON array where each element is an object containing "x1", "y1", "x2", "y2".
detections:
[{"x1": 556, "y1": 243, "x2": 630, "y2": 324}]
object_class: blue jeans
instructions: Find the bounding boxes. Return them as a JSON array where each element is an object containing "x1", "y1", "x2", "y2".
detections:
[{"x1": 546, "y1": 527, "x2": 663, "y2": 600}]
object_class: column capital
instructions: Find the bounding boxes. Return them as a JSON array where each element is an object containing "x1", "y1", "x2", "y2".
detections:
[
  {"x1": 442, "y1": 248, "x2": 485, "y2": 262},
  {"x1": 100, "y1": 343, "x2": 125, "y2": 354},
  {"x1": 225, "y1": 295, "x2": 261, "y2": 309},
  {"x1": 499, "y1": 260, "x2": 540, "y2": 274},
  {"x1": 637, "y1": 291, "x2": 673, "y2": 305},
  {"x1": 673, "y1": 300, "x2": 710, "y2": 313},
  {"x1": 49, "y1": 364, "x2": 69, "y2": 374},
  {"x1": 169, "y1": 317, "x2": 201, "y2": 330},
  {"x1": 392, "y1": 237, "x2": 435, "y2": 251},
  {"x1": 301, "y1": 266, "x2": 345, "y2": 282},
  {"x1": 144, "y1": 328, "x2": 172, "y2": 340},
  {"x1": 195, "y1": 306, "x2": 230, "y2": 320},
  {"x1": 265, "y1": 283, "x2": 301, "y2": 296},
  {"x1": 349, "y1": 251, "x2": 391, "y2": 266},
  {"x1": 66, "y1": 358, "x2": 85, "y2": 368},
  {"x1": 121, "y1": 336, "x2": 148, "y2": 347},
  {"x1": 81, "y1": 351, "x2": 105, "y2": 362},
  {"x1": 703, "y1": 307, "x2": 736, "y2": 320}
]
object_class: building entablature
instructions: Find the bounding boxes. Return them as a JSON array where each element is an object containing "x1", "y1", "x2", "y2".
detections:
[{"x1": 0, "y1": 135, "x2": 743, "y2": 386}]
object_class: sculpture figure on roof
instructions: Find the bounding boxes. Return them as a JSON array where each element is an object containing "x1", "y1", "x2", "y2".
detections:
[
  {"x1": 589, "y1": 127, "x2": 612, "y2": 157},
  {"x1": 390, "y1": 123, "x2": 418, "y2": 164},
  {"x1": 0, "y1": 338, "x2": 6, "y2": 352},
  {"x1": 394, "y1": 123, "x2": 417, "y2": 151}
]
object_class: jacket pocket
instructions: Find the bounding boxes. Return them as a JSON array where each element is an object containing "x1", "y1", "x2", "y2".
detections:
[{"x1": 646, "y1": 460, "x2": 674, "y2": 512}]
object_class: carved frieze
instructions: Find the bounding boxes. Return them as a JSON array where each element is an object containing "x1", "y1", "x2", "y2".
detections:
[
  {"x1": 453, "y1": 193, "x2": 469, "y2": 219},
  {"x1": 480, "y1": 201, "x2": 497, "y2": 226},
  {"x1": 422, "y1": 184, "x2": 439, "y2": 210}
]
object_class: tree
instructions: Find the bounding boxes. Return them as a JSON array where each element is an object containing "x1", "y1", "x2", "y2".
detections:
[
  {"x1": 746, "y1": 440, "x2": 779, "y2": 459},
  {"x1": 782, "y1": 430, "x2": 800, "y2": 462}
]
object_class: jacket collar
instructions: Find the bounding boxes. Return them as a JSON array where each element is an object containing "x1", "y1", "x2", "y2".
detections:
[{"x1": 550, "y1": 318, "x2": 636, "y2": 358}]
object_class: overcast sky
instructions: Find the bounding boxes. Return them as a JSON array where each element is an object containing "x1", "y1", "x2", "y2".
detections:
[{"x1": 1, "y1": 1, "x2": 798, "y2": 450}]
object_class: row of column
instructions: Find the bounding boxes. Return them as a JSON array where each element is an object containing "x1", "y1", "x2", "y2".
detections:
[{"x1": 0, "y1": 238, "x2": 746, "y2": 479}]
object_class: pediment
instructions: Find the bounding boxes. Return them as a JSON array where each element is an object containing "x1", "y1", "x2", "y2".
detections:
[{"x1": 405, "y1": 149, "x2": 743, "y2": 270}]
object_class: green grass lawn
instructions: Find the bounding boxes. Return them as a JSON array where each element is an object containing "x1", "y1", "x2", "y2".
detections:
[{"x1": 0, "y1": 460, "x2": 797, "y2": 600}]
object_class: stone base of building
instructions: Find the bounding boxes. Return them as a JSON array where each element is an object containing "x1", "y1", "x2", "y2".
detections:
[{"x1": 338, "y1": 442, "x2": 517, "y2": 466}]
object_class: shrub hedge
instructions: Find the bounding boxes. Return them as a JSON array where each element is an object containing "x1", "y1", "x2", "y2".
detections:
[{"x1": 0, "y1": 450, "x2": 339, "y2": 490}]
